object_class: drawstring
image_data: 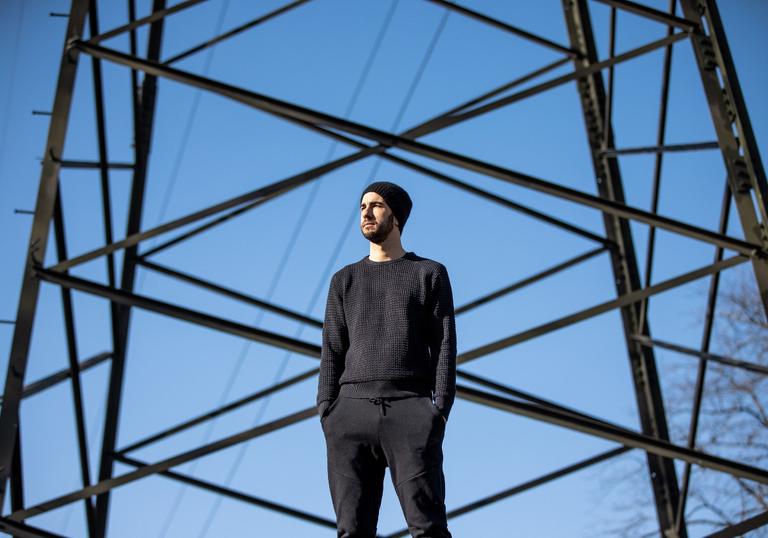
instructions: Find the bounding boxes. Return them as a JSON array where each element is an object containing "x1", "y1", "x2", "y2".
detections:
[{"x1": 368, "y1": 397, "x2": 391, "y2": 416}]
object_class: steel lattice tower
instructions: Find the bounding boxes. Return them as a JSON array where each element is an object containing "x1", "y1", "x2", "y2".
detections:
[{"x1": 1, "y1": 1, "x2": 767, "y2": 536}]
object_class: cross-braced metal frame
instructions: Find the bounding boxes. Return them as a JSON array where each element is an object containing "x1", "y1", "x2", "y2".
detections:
[{"x1": 1, "y1": 0, "x2": 767, "y2": 536}]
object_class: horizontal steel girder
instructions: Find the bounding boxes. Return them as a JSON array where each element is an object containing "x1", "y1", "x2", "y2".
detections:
[
  {"x1": 457, "y1": 384, "x2": 768, "y2": 484},
  {"x1": 34, "y1": 267, "x2": 320, "y2": 359},
  {"x1": 457, "y1": 254, "x2": 747, "y2": 364},
  {"x1": 703, "y1": 510, "x2": 768, "y2": 538},
  {"x1": 592, "y1": 0, "x2": 697, "y2": 30},
  {"x1": 7, "y1": 407, "x2": 316, "y2": 521},
  {"x1": 0, "y1": 352, "x2": 111, "y2": 404},
  {"x1": 0, "y1": 518, "x2": 67, "y2": 538},
  {"x1": 69, "y1": 39, "x2": 765, "y2": 260},
  {"x1": 0, "y1": 0, "x2": 91, "y2": 511},
  {"x1": 116, "y1": 454, "x2": 336, "y2": 529},
  {"x1": 383, "y1": 447, "x2": 630, "y2": 538}
]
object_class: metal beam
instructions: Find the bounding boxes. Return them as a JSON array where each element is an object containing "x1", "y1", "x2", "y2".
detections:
[
  {"x1": 0, "y1": 352, "x2": 111, "y2": 404},
  {"x1": 46, "y1": 38, "x2": 763, "y2": 280},
  {"x1": 52, "y1": 185, "x2": 97, "y2": 537},
  {"x1": 383, "y1": 446, "x2": 630, "y2": 537},
  {"x1": 703, "y1": 510, "x2": 768, "y2": 538},
  {"x1": 0, "y1": 0, "x2": 90, "y2": 511},
  {"x1": 413, "y1": 57, "x2": 571, "y2": 123},
  {"x1": 0, "y1": 518, "x2": 67, "y2": 538},
  {"x1": 600, "y1": 141, "x2": 719, "y2": 157},
  {"x1": 455, "y1": 246, "x2": 608, "y2": 315},
  {"x1": 117, "y1": 367, "x2": 319, "y2": 454},
  {"x1": 70, "y1": 38, "x2": 764, "y2": 260},
  {"x1": 456, "y1": 369, "x2": 623, "y2": 430},
  {"x1": 48, "y1": 146, "x2": 377, "y2": 273},
  {"x1": 137, "y1": 112, "x2": 612, "y2": 259},
  {"x1": 405, "y1": 30, "x2": 689, "y2": 139},
  {"x1": 424, "y1": 0, "x2": 579, "y2": 57},
  {"x1": 457, "y1": 384, "x2": 768, "y2": 485},
  {"x1": 34, "y1": 268, "x2": 320, "y2": 359},
  {"x1": 10, "y1": 422, "x2": 24, "y2": 516},
  {"x1": 135, "y1": 198, "x2": 268, "y2": 257},
  {"x1": 143, "y1": 56, "x2": 589, "y2": 259},
  {"x1": 675, "y1": 180, "x2": 731, "y2": 533},
  {"x1": 163, "y1": 0, "x2": 311, "y2": 65},
  {"x1": 116, "y1": 454, "x2": 337, "y2": 529},
  {"x1": 9, "y1": 4, "x2": 765, "y2": 535},
  {"x1": 140, "y1": 144, "x2": 610, "y2": 259},
  {"x1": 591, "y1": 0, "x2": 697, "y2": 31},
  {"x1": 631, "y1": 334, "x2": 768, "y2": 376},
  {"x1": 563, "y1": 2, "x2": 687, "y2": 531},
  {"x1": 131, "y1": 60, "x2": 586, "y2": 262},
  {"x1": 57, "y1": 159, "x2": 134, "y2": 170},
  {"x1": 94, "y1": 4, "x2": 166, "y2": 534},
  {"x1": 135, "y1": 258, "x2": 323, "y2": 328},
  {"x1": 678, "y1": 0, "x2": 768, "y2": 315},
  {"x1": 635, "y1": 0, "x2": 674, "y2": 412},
  {"x1": 457, "y1": 255, "x2": 747, "y2": 364},
  {"x1": 444, "y1": 448, "x2": 629, "y2": 520},
  {"x1": 88, "y1": 0, "x2": 208, "y2": 44},
  {"x1": 324, "y1": 133, "x2": 612, "y2": 245},
  {"x1": 7, "y1": 407, "x2": 316, "y2": 521},
  {"x1": 17, "y1": 385, "x2": 766, "y2": 526}
]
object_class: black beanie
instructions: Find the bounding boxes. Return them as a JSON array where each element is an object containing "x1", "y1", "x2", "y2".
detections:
[{"x1": 360, "y1": 181, "x2": 413, "y2": 232}]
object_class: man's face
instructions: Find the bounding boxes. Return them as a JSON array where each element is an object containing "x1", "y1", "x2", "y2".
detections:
[{"x1": 360, "y1": 192, "x2": 398, "y2": 244}]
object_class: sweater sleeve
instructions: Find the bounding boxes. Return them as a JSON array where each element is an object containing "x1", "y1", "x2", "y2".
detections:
[
  {"x1": 430, "y1": 265, "x2": 457, "y2": 419},
  {"x1": 316, "y1": 272, "x2": 348, "y2": 416}
]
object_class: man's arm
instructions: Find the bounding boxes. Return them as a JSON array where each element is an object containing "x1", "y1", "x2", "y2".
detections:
[
  {"x1": 317, "y1": 272, "x2": 348, "y2": 417},
  {"x1": 430, "y1": 264, "x2": 457, "y2": 420}
]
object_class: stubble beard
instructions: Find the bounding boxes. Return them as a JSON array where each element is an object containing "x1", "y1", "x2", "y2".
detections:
[{"x1": 361, "y1": 212, "x2": 395, "y2": 244}]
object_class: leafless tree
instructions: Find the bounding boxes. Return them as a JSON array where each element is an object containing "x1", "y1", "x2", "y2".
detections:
[{"x1": 589, "y1": 266, "x2": 767, "y2": 538}]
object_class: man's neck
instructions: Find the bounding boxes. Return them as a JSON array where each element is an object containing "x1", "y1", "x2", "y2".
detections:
[{"x1": 368, "y1": 243, "x2": 406, "y2": 262}]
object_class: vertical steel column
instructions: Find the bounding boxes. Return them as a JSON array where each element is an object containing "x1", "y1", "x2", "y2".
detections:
[
  {"x1": 10, "y1": 424, "x2": 23, "y2": 513},
  {"x1": 93, "y1": 1, "x2": 166, "y2": 536},
  {"x1": 677, "y1": 0, "x2": 768, "y2": 315},
  {"x1": 52, "y1": 187, "x2": 98, "y2": 537},
  {"x1": 638, "y1": 0, "x2": 676, "y2": 336},
  {"x1": 0, "y1": 0, "x2": 91, "y2": 513},
  {"x1": 560, "y1": 1, "x2": 686, "y2": 536},
  {"x1": 86, "y1": 2, "x2": 120, "y2": 530},
  {"x1": 674, "y1": 180, "x2": 731, "y2": 534}
]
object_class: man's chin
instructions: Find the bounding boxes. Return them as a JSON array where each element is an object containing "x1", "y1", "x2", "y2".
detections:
[{"x1": 362, "y1": 231, "x2": 386, "y2": 244}]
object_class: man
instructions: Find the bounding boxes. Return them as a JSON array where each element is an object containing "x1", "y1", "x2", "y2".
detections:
[{"x1": 316, "y1": 181, "x2": 456, "y2": 538}]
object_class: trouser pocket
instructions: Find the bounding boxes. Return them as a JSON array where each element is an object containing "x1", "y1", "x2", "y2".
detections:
[
  {"x1": 423, "y1": 395, "x2": 445, "y2": 421},
  {"x1": 320, "y1": 396, "x2": 342, "y2": 423}
]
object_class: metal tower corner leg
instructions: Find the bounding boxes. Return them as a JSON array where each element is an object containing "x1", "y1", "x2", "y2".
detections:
[
  {"x1": 91, "y1": 1, "x2": 167, "y2": 536},
  {"x1": 677, "y1": 0, "x2": 768, "y2": 316},
  {"x1": 0, "y1": 0, "x2": 91, "y2": 515},
  {"x1": 560, "y1": 1, "x2": 686, "y2": 536}
]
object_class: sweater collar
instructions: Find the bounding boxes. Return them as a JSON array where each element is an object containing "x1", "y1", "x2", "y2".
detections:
[{"x1": 363, "y1": 251, "x2": 414, "y2": 265}]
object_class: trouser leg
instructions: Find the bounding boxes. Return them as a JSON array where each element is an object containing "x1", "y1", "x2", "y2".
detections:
[
  {"x1": 381, "y1": 396, "x2": 451, "y2": 538},
  {"x1": 321, "y1": 396, "x2": 386, "y2": 538}
]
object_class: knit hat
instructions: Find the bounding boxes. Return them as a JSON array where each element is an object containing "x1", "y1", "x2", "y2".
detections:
[{"x1": 360, "y1": 181, "x2": 413, "y2": 232}]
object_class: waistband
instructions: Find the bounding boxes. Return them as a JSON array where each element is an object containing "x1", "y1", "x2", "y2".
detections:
[{"x1": 339, "y1": 379, "x2": 433, "y2": 398}]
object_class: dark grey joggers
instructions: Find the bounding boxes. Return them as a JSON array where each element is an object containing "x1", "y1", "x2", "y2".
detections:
[{"x1": 320, "y1": 395, "x2": 451, "y2": 538}]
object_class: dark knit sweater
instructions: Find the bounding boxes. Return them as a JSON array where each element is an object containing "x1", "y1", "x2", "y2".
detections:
[{"x1": 316, "y1": 251, "x2": 457, "y2": 418}]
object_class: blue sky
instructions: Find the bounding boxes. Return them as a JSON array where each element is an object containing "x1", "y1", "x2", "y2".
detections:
[{"x1": 0, "y1": 1, "x2": 766, "y2": 536}]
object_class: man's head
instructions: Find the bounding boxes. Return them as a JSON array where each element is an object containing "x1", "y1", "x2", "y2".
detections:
[{"x1": 359, "y1": 181, "x2": 412, "y2": 244}]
